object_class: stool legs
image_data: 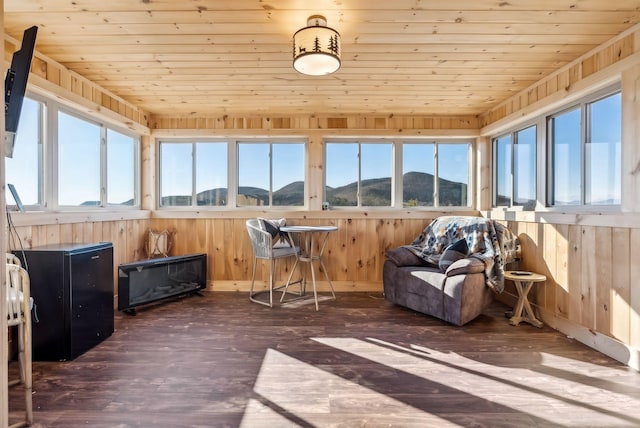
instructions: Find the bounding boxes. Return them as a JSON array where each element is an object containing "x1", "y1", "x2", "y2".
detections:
[{"x1": 8, "y1": 320, "x2": 33, "y2": 428}]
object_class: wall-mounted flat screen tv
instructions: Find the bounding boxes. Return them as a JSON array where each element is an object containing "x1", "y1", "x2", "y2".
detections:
[{"x1": 5, "y1": 26, "x2": 38, "y2": 158}]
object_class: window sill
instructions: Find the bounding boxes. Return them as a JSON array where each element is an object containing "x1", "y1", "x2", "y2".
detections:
[
  {"x1": 482, "y1": 207, "x2": 640, "y2": 228},
  {"x1": 151, "y1": 207, "x2": 481, "y2": 220},
  {"x1": 6, "y1": 209, "x2": 152, "y2": 227}
]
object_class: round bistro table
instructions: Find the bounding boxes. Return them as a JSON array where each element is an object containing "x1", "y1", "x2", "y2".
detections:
[{"x1": 280, "y1": 225, "x2": 337, "y2": 311}]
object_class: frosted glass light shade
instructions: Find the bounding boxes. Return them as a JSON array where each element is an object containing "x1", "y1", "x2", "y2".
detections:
[{"x1": 292, "y1": 15, "x2": 341, "y2": 76}]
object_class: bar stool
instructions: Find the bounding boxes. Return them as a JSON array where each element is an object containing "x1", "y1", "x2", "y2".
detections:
[{"x1": 6, "y1": 261, "x2": 33, "y2": 427}]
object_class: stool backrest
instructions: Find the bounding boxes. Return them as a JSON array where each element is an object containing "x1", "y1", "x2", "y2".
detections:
[{"x1": 6, "y1": 263, "x2": 30, "y2": 327}]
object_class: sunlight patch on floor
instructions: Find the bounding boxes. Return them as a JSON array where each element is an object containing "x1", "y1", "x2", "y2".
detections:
[
  {"x1": 241, "y1": 347, "x2": 462, "y2": 427},
  {"x1": 313, "y1": 337, "x2": 640, "y2": 427}
]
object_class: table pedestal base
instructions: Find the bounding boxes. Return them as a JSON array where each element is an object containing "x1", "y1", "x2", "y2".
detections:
[{"x1": 509, "y1": 281, "x2": 543, "y2": 328}]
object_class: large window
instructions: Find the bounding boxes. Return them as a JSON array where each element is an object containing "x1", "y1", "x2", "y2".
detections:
[
  {"x1": 159, "y1": 139, "x2": 304, "y2": 208},
  {"x1": 325, "y1": 140, "x2": 471, "y2": 208},
  {"x1": 58, "y1": 111, "x2": 139, "y2": 208},
  {"x1": 160, "y1": 141, "x2": 228, "y2": 207},
  {"x1": 107, "y1": 129, "x2": 136, "y2": 206},
  {"x1": 58, "y1": 111, "x2": 102, "y2": 206},
  {"x1": 548, "y1": 90, "x2": 621, "y2": 206},
  {"x1": 5, "y1": 97, "x2": 44, "y2": 208},
  {"x1": 196, "y1": 142, "x2": 228, "y2": 206},
  {"x1": 237, "y1": 141, "x2": 305, "y2": 207},
  {"x1": 438, "y1": 144, "x2": 470, "y2": 207},
  {"x1": 160, "y1": 143, "x2": 193, "y2": 206},
  {"x1": 586, "y1": 93, "x2": 621, "y2": 205},
  {"x1": 493, "y1": 125, "x2": 537, "y2": 209},
  {"x1": 5, "y1": 96, "x2": 139, "y2": 210},
  {"x1": 402, "y1": 143, "x2": 434, "y2": 206},
  {"x1": 325, "y1": 142, "x2": 392, "y2": 207},
  {"x1": 402, "y1": 141, "x2": 470, "y2": 207}
]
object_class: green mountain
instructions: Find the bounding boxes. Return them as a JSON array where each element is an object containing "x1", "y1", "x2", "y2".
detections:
[
  {"x1": 160, "y1": 172, "x2": 467, "y2": 207},
  {"x1": 326, "y1": 172, "x2": 467, "y2": 206}
]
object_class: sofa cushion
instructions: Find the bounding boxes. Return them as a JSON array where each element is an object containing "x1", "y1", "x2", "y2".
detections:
[
  {"x1": 439, "y1": 238, "x2": 469, "y2": 272},
  {"x1": 385, "y1": 247, "x2": 431, "y2": 267},
  {"x1": 445, "y1": 257, "x2": 485, "y2": 277},
  {"x1": 407, "y1": 268, "x2": 447, "y2": 293},
  {"x1": 383, "y1": 262, "x2": 446, "y2": 320}
]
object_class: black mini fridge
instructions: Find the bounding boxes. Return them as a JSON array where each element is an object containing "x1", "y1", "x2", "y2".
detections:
[{"x1": 15, "y1": 242, "x2": 114, "y2": 361}]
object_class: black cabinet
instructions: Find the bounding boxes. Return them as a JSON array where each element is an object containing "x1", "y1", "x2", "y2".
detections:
[{"x1": 15, "y1": 242, "x2": 114, "y2": 361}]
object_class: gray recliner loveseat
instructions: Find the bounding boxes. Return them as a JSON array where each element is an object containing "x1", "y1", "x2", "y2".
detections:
[{"x1": 383, "y1": 216, "x2": 519, "y2": 326}]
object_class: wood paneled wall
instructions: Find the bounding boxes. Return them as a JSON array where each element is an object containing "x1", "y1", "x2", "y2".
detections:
[
  {"x1": 151, "y1": 217, "x2": 432, "y2": 292},
  {"x1": 500, "y1": 220, "x2": 640, "y2": 362},
  {"x1": 150, "y1": 114, "x2": 479, "y2": 132},
  {"x1": 8, "y1": 219, "x2": 150, "y2": 298},
  {"x1": 6, "y1": 216, "x2": 433, "y2": 296}
]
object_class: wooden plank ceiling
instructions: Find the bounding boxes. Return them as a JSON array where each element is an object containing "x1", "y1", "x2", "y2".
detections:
[{"x1": 4, "y1": 0, "x2": 640, "y2": 117}]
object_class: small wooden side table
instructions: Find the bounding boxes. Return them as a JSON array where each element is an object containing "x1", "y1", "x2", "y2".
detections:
[{"x1": 504, "y1": 271, "x2": 546, "y2": 328}]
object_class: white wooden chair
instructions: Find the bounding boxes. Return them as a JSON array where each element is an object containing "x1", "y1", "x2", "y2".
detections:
[
  {"x1": 6, "y1": 260, "x2": 33, "y2": 428},
  {"x1": 6, "y1": 253, "x2": 22, "y2": 267},
  {"x1": 246, "y1": 219, "x2": 301, "y2": 307}
]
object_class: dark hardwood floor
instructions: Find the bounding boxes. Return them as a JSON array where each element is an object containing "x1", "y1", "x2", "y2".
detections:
[{"x1": 8, "y1": 292, "x2": 640, "y2": 427}]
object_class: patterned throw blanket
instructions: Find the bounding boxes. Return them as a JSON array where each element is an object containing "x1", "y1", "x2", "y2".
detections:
[{"x1": 405, "y1": 216, "x2": 520, "y2": 293}]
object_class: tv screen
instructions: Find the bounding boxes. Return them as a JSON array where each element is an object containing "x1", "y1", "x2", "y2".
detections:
[{"x1": 5, "y1": 25, "x2": 38, "y2": 158}]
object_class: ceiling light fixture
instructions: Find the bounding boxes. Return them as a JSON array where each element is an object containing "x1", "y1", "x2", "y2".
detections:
[{"x1": 292, "y1": 15, "x2": 341, "y2": 76}]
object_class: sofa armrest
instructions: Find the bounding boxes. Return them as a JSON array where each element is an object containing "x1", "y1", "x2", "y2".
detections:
[{"x1": 445, "y1": 257, "x2": 485, "y2": 277}]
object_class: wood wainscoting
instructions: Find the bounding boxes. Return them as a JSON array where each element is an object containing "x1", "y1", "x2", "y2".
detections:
[
  {"x1": 497, "y1": 217, "x2": 640, "y2": 371},
  {"x1": 8, "y1": 217, "x2": 151, "y2": 305},
  {"x1": 150, "y1": 216, "x2": 434, "y2": 293}
]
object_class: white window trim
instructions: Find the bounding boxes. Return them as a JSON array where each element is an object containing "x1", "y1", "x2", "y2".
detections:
[
  {"x1": 492, "y1": 121, "x2": 539, "y2": 210},
  {"x1": 157, "y1": 137, "x2": 308, "y2": 210},
  {"x1": 490, "y1": 83, "x2": 621, "y2": 214},
  {"x1": 546, "y1": 84, "x2": 621, "y2": 209},
  {"x1": 326, "y1": 138, "x2": 474, "y2": 210},
  {"x1": 54, "y1": 106, "x2": 141, "y2": 210}
]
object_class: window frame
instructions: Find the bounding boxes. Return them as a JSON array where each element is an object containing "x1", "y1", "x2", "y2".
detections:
[
  {"x1": 53, "y1": 107, "x2": 141, "y2": 210},
  {"x1": 324, "y1": 139, "x2": 394, "y2": 208},
  {"x1": 157, "y1": 138, "x2": 308, "y2": 210},
  {"x1": 5, "y1": 94, "x2": 46, "y2": 211},
  {"x1": 324, "y1": 138, "x2": 474, "y2": 209},
  {"x1": 158, "y1": 138, "x2": 231, "y2": 209},
  {"x1": 56, "y1": 108, "x2": 103, "y2": 208},
  {"x1": 5, "y1": 91, "x2": 141, "y2": 212},
  {"x1": 106, "y1": 128, "x2": 139, "y2": 207},
  {"x1": 546, "y1": 85, "x2": 621, "y2": 208},
  {"x1": 236, "y1": 139, "x2": 307, "y2": 208},
  {"x1": 492, "y1": 123, "x2": 538, "y2": 210}
]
